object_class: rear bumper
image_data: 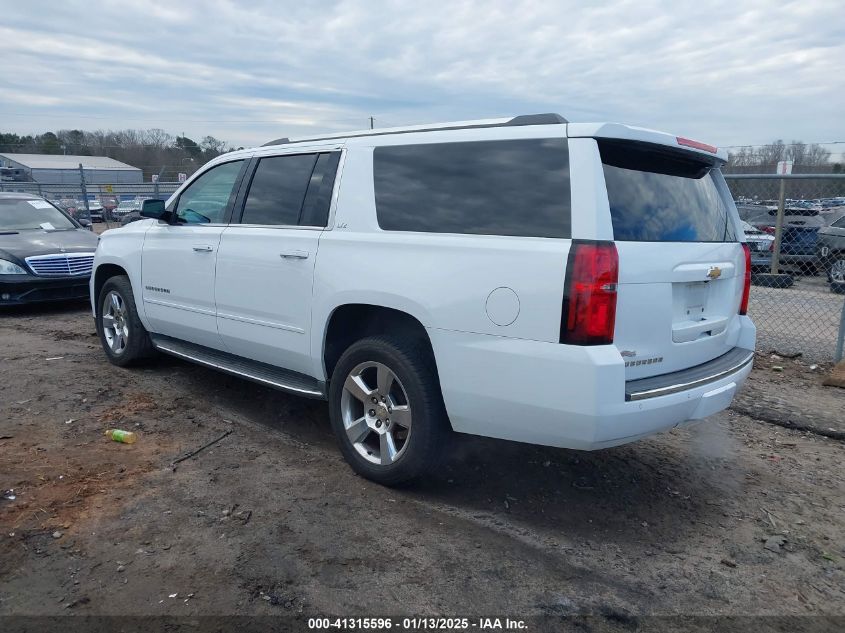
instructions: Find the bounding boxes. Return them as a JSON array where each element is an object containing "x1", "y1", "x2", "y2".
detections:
[
  {"x1": 625, "y1": 348, "x2": 753, "y2": 401},
  {"x1": 429, "y1": 317, "x2": 756, "y2": 450},
  {"x1": 0, "y1": 275, "x2": 91, "y2": 305}
]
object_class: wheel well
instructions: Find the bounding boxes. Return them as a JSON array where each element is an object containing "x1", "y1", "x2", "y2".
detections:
[
  {"x1": 93, "y1": 264, "x2": 128, "y2": 306},
  {"x1": 323, "y1": 305, "x2": 434, "y2": 380}
]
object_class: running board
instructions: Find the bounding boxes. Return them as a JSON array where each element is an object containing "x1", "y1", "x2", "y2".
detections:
[{"x1": 149, "y1": 334, "x2": 326, "y2": 399}]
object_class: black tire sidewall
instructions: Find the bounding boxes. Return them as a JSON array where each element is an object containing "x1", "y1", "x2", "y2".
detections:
[
  {"x1": 328, "y1": 336, "x2": 446, "y2": 486},
  {"x1": 96, "y1": 275, "x2": 151, "y2": 366}
]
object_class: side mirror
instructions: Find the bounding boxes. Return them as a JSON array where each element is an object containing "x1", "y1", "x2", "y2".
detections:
[
  {"x1": 78, "y1": 218, "x2": 92, "y2": 229},
  {"x1": 141, "y1": 199, "x2": 167, "y2": 220}
]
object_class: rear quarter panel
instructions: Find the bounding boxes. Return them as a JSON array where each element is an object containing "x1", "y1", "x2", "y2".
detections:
[{"x1": 310, "y1": 129, "x2": 577, "y2": 380}]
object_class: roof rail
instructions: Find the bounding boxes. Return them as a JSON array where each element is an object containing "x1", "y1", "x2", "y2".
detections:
[{"x1": 260, "y1": 113, "x2": 567, "y2": 147}]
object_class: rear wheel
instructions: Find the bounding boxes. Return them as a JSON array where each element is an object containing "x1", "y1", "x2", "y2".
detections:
[
  {"x1": 329, "y1": 335, "x2": 448, "y2": 486},
  {"x1": 96, "y1": 275, "x2": 155, "y2": 366}
]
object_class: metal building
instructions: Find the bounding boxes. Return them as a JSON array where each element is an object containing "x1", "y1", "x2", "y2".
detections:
[{"x1": 0, "y1": 153, "x2": 142, "y2": 184}]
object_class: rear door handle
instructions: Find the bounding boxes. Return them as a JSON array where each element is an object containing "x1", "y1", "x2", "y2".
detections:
[
  {"x1": 279, "y1": 250, "x2": 309, "y2": 259},
  {"x1": 193, "y1": 245, "x2": 214, "y2": 252}
]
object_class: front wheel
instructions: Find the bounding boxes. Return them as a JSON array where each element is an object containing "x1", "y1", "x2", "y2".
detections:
[
  {"x1": 96, "y1": 275, "x2": 155, "y2": 366},
  {"x1": 329, "y1": 336, "x2": 449, "y2": 486}
]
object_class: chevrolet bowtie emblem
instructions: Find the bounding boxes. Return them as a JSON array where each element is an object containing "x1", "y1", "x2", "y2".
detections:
[{"x1": 707, "y1": 266, "x2": 722, "y2": 280}]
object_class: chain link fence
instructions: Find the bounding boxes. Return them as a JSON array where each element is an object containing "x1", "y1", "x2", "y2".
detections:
[
  {"x1": 2, "y1": 173, "x2": 844, "y2": 361},
  {"x1": 725, "y1": 174, "x2": 845, "y2": 362}
]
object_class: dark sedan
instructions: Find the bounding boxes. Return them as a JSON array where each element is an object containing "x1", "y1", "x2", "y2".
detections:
[{"x1": 0, "y1": 193, "x2": 99, "y2": 305}]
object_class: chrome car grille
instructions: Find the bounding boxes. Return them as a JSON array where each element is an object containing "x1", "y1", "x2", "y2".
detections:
[{"x1": 25, "y1": 253, "x2": 96, "y2": 277}]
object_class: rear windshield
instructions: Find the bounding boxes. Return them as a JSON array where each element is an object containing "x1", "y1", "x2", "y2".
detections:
[{"x1": 600, "y1": 140, "x2": 736, "y2": 242}]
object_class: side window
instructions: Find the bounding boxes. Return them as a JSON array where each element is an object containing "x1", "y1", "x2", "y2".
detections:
[
  {"x1": 300, "y1": 152, "x2": 341, "y2": 227},
  {"x1": 175, "y1": 160, "x2": 244, "y2": 224},
  {"x1": 373, "y1": 139, "x2": 571, "y2": 238},
  {"x1": 241, "y1": 154, "x2": 317, "y2": 226}
]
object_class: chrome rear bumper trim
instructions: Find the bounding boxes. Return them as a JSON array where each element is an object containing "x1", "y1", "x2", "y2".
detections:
[{"x1": 625, "y1": 348, "x2": 754, "y2": 402}]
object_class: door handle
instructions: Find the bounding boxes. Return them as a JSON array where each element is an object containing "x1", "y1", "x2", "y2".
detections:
[
  {"x1": 192, "y1": 245, "x2": 214, "y2": 252},
  {"x1": 279, "y1": 250, "x2": 309, "y2": 259}
]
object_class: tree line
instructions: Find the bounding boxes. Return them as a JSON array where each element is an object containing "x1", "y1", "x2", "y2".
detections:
[
  {"x1": 1, "y1": 128, "x2": 841, "y2": 177},
  {"x1": 724, "y1": 140, "x2": 840, "y2": 174},
  {"x1": 0, "y1": 129, "x2": 242, "y2": 180}
]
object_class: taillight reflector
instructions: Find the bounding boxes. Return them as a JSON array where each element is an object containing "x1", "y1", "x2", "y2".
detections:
[
  {"x1": 676, "y1": 136, "x2": 718, "y2": 154},
  {"x1": 560, "y1": 241, "x2": 619, "y2": 345},
  {"x1": 740, "y1": 243, "x2": 751, "y2": 315}
]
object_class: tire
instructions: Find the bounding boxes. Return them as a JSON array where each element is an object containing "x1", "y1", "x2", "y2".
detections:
[
  {"x1": 831, "y1": 282, "x2": 845, "y2": 295},
  {"x1": 95, "y1": 275, "x2": 155, "y2": 367},
  {"x1": 328, "y1": 335, "x2": 449, "y2": 486},
  {"x1": 751, "y1": 273, "x2": 793, "y2": 288},
  {"x1": 828, "y1": 257, "x2": 845, "y2": 285}
]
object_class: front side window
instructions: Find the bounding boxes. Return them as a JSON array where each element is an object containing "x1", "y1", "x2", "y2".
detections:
[
  {"x1": 600, "y1": 140, "x2": 736, "y2": 242},
  {"x1": 175, "y1": 160, "x2": 244, "y2": 224},
  {"x1": 241, "y1": 154, "x2": 318, "y2": 226},
  {"x1": 373, "y1": 138, "x2": 571, "y2": 238}
]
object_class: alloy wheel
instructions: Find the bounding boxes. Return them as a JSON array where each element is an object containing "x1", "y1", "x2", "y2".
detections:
[
  {"x1": 830, "y1": 259, "x2": 845, "y2": 284},
  {"x1": 101, "y1": 290, "x2": 129, "y2": 355},
  {"x1": 340, "y1": 361, "x2": 412, "y2": 465}
]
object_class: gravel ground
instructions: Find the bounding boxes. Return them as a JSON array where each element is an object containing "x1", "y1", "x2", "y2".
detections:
[{"x1": 1, "y1": 301, "x2": 843, "y2": 627}]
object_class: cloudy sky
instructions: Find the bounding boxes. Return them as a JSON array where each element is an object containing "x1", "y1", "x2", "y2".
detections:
[{"x1": 1, "y1": 0, "x2": 843, "y2": 151}]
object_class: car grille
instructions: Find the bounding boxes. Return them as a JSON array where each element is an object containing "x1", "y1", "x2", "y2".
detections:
[{"x1": 25, "y1": 253, "x2": 95, "y2": 277}]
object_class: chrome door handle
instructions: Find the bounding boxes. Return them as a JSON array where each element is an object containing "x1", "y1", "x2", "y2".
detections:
[
  {"x1": 193, "y1": 245, "x2": 214, "y2": 252},
  {"x1": 279, "y1": 250, "x2": 309, "y2": 259}
]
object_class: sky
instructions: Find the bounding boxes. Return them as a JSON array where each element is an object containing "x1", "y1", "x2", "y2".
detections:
[{"x1": 1, "y1": 0, "x2": 843, "y2": 152}]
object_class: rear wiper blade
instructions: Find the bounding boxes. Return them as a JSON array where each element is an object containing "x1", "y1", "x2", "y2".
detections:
[{"x1": 0, "y1": 230, "x2": 19, "y2": 235}]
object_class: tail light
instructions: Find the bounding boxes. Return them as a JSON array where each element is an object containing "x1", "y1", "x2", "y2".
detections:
[
  {"x1": 740, "y1": 243, "x2": 751, "y2": 315},
  {"x1": 560, "y1": 241, "x2": 618, "y2": 345},
  {"x1": 769, "y1": 240, "x2": 774, "y2": 252}
]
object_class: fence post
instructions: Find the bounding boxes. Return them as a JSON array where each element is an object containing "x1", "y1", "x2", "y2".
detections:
[
  {"x1": 769, "y1": 177, "x2": 786, "y2": 275},
  {"x1": 836, "y1": 299, "x2": 845, "y2": 363},
  {"x1": 78, "y1": 163, "x2": 90, "y2": 219}
]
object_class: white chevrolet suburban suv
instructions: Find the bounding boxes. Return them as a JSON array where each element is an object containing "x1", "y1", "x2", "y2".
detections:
[{"x1": 91, "y1": 113, "x2": 756, "y2": 485}]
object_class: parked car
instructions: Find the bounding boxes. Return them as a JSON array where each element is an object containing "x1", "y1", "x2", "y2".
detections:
[
  {"x1": 120, "y1": 210, "x2": 144, "y2": 226},
  {"x1": 112, "y1": 200, "x2": 143, "y2": 220},
  {"x1": 0, "y1": 193, "x2": 99, "y2": 305},
  {"x1": 90, "y1": 114, "x2": 755, "y2": 485},
  {"x1": 778, "y1": 219, "x2": 825, "y2": 275},
  {"x1": 741, "y1": 221, "x2": 773, "y2": 270},
  {"x1": 817, "y1": 213, "x2": 845, "y2": 293}
]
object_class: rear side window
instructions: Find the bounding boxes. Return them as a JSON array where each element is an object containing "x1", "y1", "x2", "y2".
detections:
[
  {"x1": 241, "y1": 154, "x2": 318, "y2": 226},
  {"x1": 373, "y1": 138, "x2": 570, "y2": 238},
  {"x1": 600, "y1": 140, "x2": 736, "y2": 242}
]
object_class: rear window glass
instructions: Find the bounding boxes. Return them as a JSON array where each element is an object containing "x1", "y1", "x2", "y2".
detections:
[
  {"x1": 373, "y1": 138, "x2": 570, "y2": 238},
  {"x1": 241, "y1": 154, "x2": 318, "y2": 226},
  {"x1": 600, "y1": 140, "x2": 736, "y2": 242}
]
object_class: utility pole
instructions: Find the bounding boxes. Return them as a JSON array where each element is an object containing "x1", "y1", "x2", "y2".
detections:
[
  {"x1": 78, "y1": 163, "x2": 91, "y2": 221},
  {"x1": 369, "y1": 116, "x2": 374, "y2": 130}
]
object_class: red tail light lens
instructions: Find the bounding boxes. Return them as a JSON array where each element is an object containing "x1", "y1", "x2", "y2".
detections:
[
  {"x1": 560, "y1": 241, "x2": 619, "y2": 345},
  {"x1": 740, "y1": 243, "x2": 751, "y2": 316}
]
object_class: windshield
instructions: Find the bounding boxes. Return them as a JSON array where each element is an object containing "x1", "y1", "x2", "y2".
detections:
[{"x1": 0, "y1": 199, "x2": 77, "y2": 231}]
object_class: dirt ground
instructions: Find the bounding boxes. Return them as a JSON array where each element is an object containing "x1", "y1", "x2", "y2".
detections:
[{"x1": 1, "y1": 301, "x2": 843, "y2": 625}]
